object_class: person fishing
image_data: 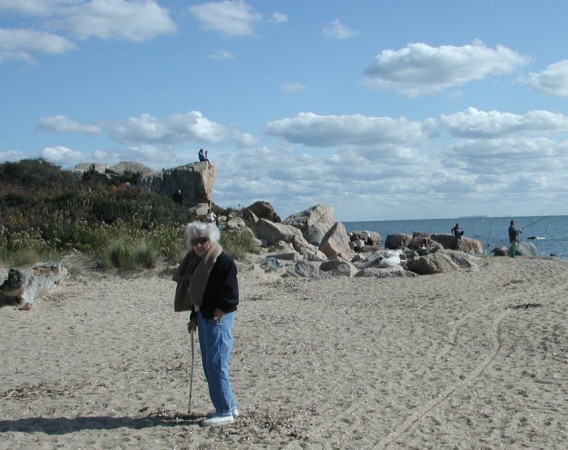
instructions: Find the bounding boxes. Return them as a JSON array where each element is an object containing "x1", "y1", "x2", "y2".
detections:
[
  {"x1": 508, "y1": 220, "x2": 522, "y2": 257},
  {"x1": 451, "y1": 223, "x2": 464, "y2": 239}
]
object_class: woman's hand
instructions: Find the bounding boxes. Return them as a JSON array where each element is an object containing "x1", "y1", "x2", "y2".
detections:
[
  {"x1": 213, "y1": 308, "x2": 225, "y2": 323},
  {"x1": 188, "y1": 318, "x2": 197, "y2": 333}
]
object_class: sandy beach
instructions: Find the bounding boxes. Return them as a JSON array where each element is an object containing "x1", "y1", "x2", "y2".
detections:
[{"x1": 1, "y1": 253, "x2": 567, "y2": 449}]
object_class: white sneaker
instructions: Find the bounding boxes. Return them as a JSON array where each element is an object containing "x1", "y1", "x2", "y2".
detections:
[
  {"x1": 201, "y1": 415, "x2": 234, "y2": 427},
  {"x1": 206, "y1": 408, "x2": 239, "y2": 419}
]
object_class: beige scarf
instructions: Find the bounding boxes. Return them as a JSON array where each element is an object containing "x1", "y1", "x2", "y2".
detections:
[{"x1": 173, "y1": 241, "x2": 222, "y2": 312}]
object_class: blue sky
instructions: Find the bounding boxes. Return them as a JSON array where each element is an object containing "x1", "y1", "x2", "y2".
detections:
[{"x1": 1, "y1": 0, "x2": 568, "y2": 221}]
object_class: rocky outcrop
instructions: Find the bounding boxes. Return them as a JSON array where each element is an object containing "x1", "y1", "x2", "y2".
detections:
[
  {"x1": 493, "y1": 242, "x2": 539, "y2": 257},
  {"x1": 254, "y1": 219, "x2": 321, "y2": 258},
  {"x1": 283, "y1": 260, "x2": 332, "y2": 279},
  {"x1": 430, "y1": 234, "x2": 483, "y2": 253},
  {"x1": 385, "y1": 233, "x2": 413, "y2": 249},
  {"x1": 137, "y1": 162, "x2": 215, "y2": 207},
  {"x1": 404, "y1": 250, "x2": 480, "y2": 275},
  {"x1": 355, "y1": 267, "x2": 419, "y2": 278},
  {"x1": 73, "y1": 161, "x2": 154, "y2": 177},
  {"x1": 73, "y1": 161, "x2": 215, "y2": 208},
  {"x1": 255, "y1": 218, "x2": 305, "y2": 245},
  {"x1": 244, "y1": 201, "x2": 281, "y2": 223},
  {"x1": 514, "y1": 242, "x2": 538, "y2": 257},
  {"x1": 405, "y1": 252, "x2": 461, "y2": 275},
  {"x1": 283, "y1": 204, "x2": 335, "y2": 245},
  {"x1": 319, "y1": 222, "x2": 353, "y2": 260},
  {"x1": 319, "y1": 256, "x2": 358, "y2": 277}
]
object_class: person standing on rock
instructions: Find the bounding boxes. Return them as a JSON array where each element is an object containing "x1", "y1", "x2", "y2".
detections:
[{"x1": 172, "y1": 222, "x2": 239, "y2": 427}]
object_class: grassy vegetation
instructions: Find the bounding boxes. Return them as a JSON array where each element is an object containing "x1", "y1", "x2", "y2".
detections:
[{"x1": 0, "y1": 159, "x2": 253, "y2": 270}]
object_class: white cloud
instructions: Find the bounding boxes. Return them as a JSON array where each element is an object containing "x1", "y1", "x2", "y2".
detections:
[
  {"x1": 322, "y1": 19, "x2": 358, "y2": 39},
  {"x1": 0, "y1": 0, "x2": 75, "y2": 17},
  {"x1": 37, "y1": 115, "x2": 102, "y2": 134},
  {"x1": 189, "y1": 0, "x2": 262, "y2": 38},
  {"x1": 524, "y1": 60, "x2": 568, "y2": 97},
  {"x1": 0, "y1": 149, "x2": 27, "y2": 162},
  {"x1": 209, "y1": 49, "x2": 235, "y2": 60},
  {"x1": 264, "y1": 112, "x2": 430, "y2": 146},
  {"x1": 56, "y1": 0, "x2": 176, "y2": 42},
  {"x1": 362, "y1": 41, "x2": 530, "y2": 96},
  {"x1": 232, "y1": 131, "x2": 262, "y2": 148},
  {"x1": 109, "y1": 112, "x2": 226, "y2": 144},
  {"x1": 444, "y1": 137, "x2": 568, "y2": 176},
  {"x1": 441, "y1": 108, "x2": 568, "y2": 138},
  {"x1": 40, "y1": 145, "x2": 85, "y2": 163},
  {"x1": 280, "y1": 83, "x2": 307, "y2": 94},
  {"x1": 271, "y1": 12, "x2": 288, "y2": 24},
  {"x1": 121, "y1": 144, "x2": 176, "y2": 164},
  {"x1": 0, "y1": 28, "x2": 75, "y2": 63}
]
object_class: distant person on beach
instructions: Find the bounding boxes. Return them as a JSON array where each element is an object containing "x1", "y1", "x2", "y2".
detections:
[
  {"x1": 172, "y1": 189, "x2": 183, "y2": 205},
  {"x1": 451, "y1": 223, "x2": 464, "y2": 239},
  {"x1": 508, "y1": 220, "x2": 522, "y2": 257},
  {"x1": 420, "y1": 237, "x2": 431, "y2": 248},
  {"x1": 172, "y1": 222, "x2": 239, "y2": 427},
  {"x1": 205, "y1": 208, "x2": 217, "y2": 224}
]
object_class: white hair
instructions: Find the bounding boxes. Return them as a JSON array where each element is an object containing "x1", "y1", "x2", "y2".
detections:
[{"x1": 185, "y1": 222, "x2": 220, "y2": 248}]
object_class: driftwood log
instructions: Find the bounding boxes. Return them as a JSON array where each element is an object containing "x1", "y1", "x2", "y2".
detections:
[{"x1": 0, "y1": 262, "x2": 68, "y2": 309}]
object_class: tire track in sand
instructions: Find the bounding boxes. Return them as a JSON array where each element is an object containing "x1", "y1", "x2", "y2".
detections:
[{"x1": 378, "y1": 276, "x2": 568, "y2": 448}]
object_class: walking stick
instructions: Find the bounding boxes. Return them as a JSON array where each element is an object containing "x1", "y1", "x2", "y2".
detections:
[{"x1": 188, "y1": 328, "x2": 195, "y2": 414}]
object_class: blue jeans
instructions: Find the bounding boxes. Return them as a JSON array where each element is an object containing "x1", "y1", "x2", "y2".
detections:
[{"x1": 197, "y1": 311, "x2": 236, "y2": 416}]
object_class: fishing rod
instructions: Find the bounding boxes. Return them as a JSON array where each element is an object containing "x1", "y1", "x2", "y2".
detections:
[{"x1": 521, "y1": 216, "x2": 549, "y2": 232}]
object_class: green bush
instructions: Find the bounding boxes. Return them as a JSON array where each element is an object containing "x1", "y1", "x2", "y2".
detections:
[
  {"x1": 0, "y1": 159, "x2": 257, "y2": 269},
  {"x1": 99, "y1": 236, "x2": 161, "y2": 271},
  {"x1": 220, "y1": 227, "x2": 260, "y2": 261}
]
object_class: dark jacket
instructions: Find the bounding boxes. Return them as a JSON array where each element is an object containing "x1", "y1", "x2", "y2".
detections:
[
  {"x1": 508, "y1": 225, "x2": 521, "y2": 243},
  {"x1": 195, "y1": 251, "x2": 239, "y2": 320}
]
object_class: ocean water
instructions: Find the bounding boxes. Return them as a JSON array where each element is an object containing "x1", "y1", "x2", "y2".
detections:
[{"x1": 344, "y1": 215, "x2": 568, "y2": 261}]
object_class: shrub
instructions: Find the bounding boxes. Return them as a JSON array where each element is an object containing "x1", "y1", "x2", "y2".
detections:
[
  {"x1": 0, "y1": 159, "x2": 257, "y2": 270},
  {"x1": 99, "y1": 236, "x2": 160, "y2": 271},
  {"x1": 7, "y1": 248, "x2": 44, "y2": 267},
  {"x1": 220, "y1": 227, "x2": 260, "y2": 261}
]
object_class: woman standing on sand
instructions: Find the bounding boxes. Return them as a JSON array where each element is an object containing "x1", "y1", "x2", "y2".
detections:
[{"x1": 172, "y1": 222, "x2": 239, "y2": 427}]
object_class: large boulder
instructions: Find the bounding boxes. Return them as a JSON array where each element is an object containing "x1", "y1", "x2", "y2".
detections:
[
  {"x1": 512, "y1": 242, "x2": 539, "y2": 257},
  {"x1": 431, "y1": 234, "x2": 483, "y2": 253},
  {"x1": 283, "y1": 260, "x2": 332, "y2": 279},
  {"x1": 456, "y1": 238, "x2": 484, "y2": 254},
  {"x1": 244, "y1": 201, "x2": 281, "y2": 223},
  {"x1": 406, "y1": 251, "x2": 461, "y2": 275},
  {"x1": 319, "y1": 222, "x2": 352, "y2": 260},
  {"x1": 319, "y1": 256, "x2": 357, "y2": 277},
  {"x1": 385, "y1": 233, "x2": 412, "y2": 249},
  {"x1": 136, "y1": 162, "x2": 215, "y2": 207},
  {"x1": 254, "y1": 219, "x2": 317, "y2": 256},
  {"x1": 108, "y1": 161, "x2": 154, "y2": 175},
  {"x1": 445, "y1": 251, "x2": 481, "y2": 272},
  {"x1": 283, "y1": 204, "x2": 335, "y2": 244},
  {"x1": 72, "y1": 161, "x2": 154, "y2": 184},
  {"x1": 355, "y1": 267, "x2": 419, "y2": 278}
]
